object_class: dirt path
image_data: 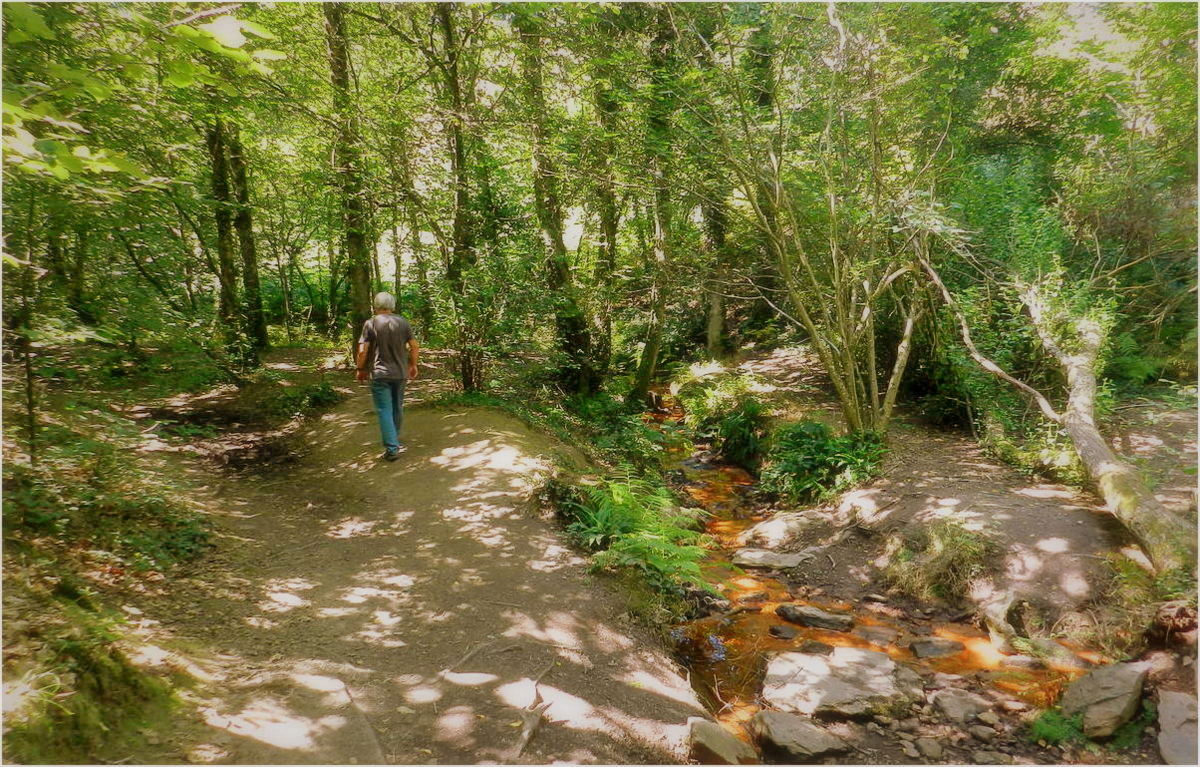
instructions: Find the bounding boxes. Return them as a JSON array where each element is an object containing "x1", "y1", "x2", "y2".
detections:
[{"x1": 130, "y1": 384, "x2": 704, "y2": 764}]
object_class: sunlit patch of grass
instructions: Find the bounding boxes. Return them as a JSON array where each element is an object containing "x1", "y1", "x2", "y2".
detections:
[{"x1": 881, "y1": 518, "x2": 1000, "y2": 604}]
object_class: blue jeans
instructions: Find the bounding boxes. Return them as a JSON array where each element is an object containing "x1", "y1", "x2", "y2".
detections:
[{"x1": 370, "y1": 378, "x2": 405, "y2": 454}]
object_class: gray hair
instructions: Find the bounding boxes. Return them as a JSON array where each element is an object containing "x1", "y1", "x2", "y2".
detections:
[{"x1": 373, "y1": 291, "x2": 396, "y2": 311}]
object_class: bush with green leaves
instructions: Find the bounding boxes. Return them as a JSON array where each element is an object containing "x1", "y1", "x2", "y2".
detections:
[
  {"x1": 675, "y1": 372, "x2": 769, "y2": 467},
  {"x1": 560, "y1": 468, "x2": 712, "y2": 594},
  {"x1": 265, "y1": 380, "x2": 341, "y2": 418},
  {"x1": 759, "y1": 421, "x2": 886, "y2": 503}
]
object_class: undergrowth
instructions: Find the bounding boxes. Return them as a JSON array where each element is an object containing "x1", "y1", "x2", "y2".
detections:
[
  {"x1": 1027, "y1": 701, "x2": 1157, "y2": 752},
  {"x1": 759, "y1": 421, "x2": 886, "y2": 502},
  {"x1": 881, "y1": 518, "x2": 1000, "y2": 604},
  {"x1": 3, "y1": 570, "x2": 176, "y2": 763},
  {"x1": 264, "y1": 380, "x2": 341, "y2": 418},
  {"x1": 673, "y1": 371, "x2": 769, "y2": 468},
  {"x1": 558, "y1": 467, "x2": 715, "y2": 596},
  {"x1": 3, "y1": 426, "x2": 212, "y2": 573}
]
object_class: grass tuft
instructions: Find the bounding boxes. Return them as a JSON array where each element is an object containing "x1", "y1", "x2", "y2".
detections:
[{"x1": 881, "y1": 518, "x2": 999, "y2": 604}]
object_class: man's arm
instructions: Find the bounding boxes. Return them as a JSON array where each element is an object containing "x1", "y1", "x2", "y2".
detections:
[
  {"x1": 405, "y1": 338, "x2": 420, "y2": 381},
  {"x1": 407, "y1": 338, "x2": 420, "y2": 380},
  {"x1": 356, "y1": 340, "x2": 373, "y2": 382}
]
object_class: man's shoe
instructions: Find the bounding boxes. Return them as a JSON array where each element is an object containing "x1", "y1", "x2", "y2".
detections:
[{"x1": 382, "y1": 451, "x2": 401, "y2": 462}]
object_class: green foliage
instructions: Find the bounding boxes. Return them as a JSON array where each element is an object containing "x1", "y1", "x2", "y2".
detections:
[
  {"x1": 1109, "y1": 700, "x2": 1157, "y2": 750},
  {"x1": 3, "y1": 584, "x2": 174, "y2": 764},
  {"x1": 561, "y1": 468, "x2": 713, "y2": 593},
  {"x1": 882, "y1": 518, "x2": 1000, "y2": 604},
  {"x1": 264, "y1": 380, "x2": 341, "y2": 418},
  {"x1": 759, "y1": 421, "x2": 886, "y2": 503},
  {"x1": 2, "y1": 430, "x2": 211, "y2": 573},
  {"x1": 675, "y1": 372, "x2": 769, "y2": 467},
  {"x1": 1028, "y1": 709, "x2": 1086, "y2": 745}
]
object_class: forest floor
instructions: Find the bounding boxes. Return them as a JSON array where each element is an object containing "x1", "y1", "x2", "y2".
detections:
[
  {"x1": 7, "y1": 344, "x2": 1195, "y2": 765},
  {"x1": 102, "y1": 349, "x2": 707, "y2": 765}
]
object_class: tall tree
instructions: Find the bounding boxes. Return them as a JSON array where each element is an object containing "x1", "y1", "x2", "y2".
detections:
[
  {"x1": 516, "y1": 9, "x2": 599, "y2": 394},
  {"x1": 226, "y1": 122, "x2": 269, "y2": 352},
  {"x1": 323, "y1": 2, "x2": 373, "y2": 353},
  {"x1": 629, "y1": 4, "x2": 678, "y2": 405}
]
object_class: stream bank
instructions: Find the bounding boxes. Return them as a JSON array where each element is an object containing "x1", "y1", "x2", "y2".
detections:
[{"x1": 646, "y1": 364, "x2": 1188, "y2": 764}]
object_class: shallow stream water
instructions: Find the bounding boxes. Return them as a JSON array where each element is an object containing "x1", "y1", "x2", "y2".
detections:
[{"x1": 647, "y1": 396, "x2": 1102, "y2": 738}]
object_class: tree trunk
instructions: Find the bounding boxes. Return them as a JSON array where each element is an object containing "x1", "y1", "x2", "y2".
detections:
[
  {"x1": 436, "y1": 1, "x2": 480, "y2": 391},
  {"x1": 226, "y1": 122, "x2": 268, "y2": 354},
  {"x1": 1025, "y1": 296, "x2": 1195, "y2": 574},
  {"x1": 205, "y1": 119, "x2": 241, "y2": 352},
  {"x1": 591, "y1": 56, "x2": 621, "y2": 378},
  {"x1": 628, "y1": 6, "x2": 676, "y2": 406},
  {"x1": 323, "y1": 1, "x2": 373, "y2": 357},
  {"x1": 702, "y1": 196, "x2": 729, "y2": 359},
  {"x1": 517, "y1": 13, "x2": 598, "y2": 395}
]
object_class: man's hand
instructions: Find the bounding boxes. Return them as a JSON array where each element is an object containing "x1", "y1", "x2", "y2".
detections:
[
  {"x1": 407, "y1": 363, "x2": 419, "y2": 380},
  {"x1": 356, "y1": 369, "x2": 370, "y2": 382}
]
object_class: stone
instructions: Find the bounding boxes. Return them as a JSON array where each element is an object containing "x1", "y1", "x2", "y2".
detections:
[
  {"x1": 970, "y1": 725, "x2": 996, "y2": 742},
  {"x1": 932, "y1": 672, "x2": 966, "y2": 689},
  {"x1": 976, "y1": 711, "x2": 1001, "y2": 726},
  {"x1": 776, "y1": 604, "x2": 855, "y2": 632},
  {"x1": 1157, "y1": 690, "x2": 1198, "y2": 765},
  {"x1": 687, "y1": 717, "x2": 758, "y2": 764},
  {"x1": 1027, "y1": 638, "x2": 1093, "y2": 671},
  {"x1": 915, "y1": 737, "x2": 943, "y2": 759},
  {"x1": 999, "y1": 654, "x2": 1045, "y2": 670},
  {"x1": 739, "y1": 590, "x2": 769, "y2": 603},
  {"x1": 761, "y1": 646, "x2": 923, "y2": 718},
  {"x1": 931, "y1": 688, "x2": 992, "y2": 723},
  {"x1": 769, "y1": 624, "x2": 800, "y2": 640},
  {"x1": 909, "y1": 638, "x2": 965, "y2": 658},
  {"x1": 897, "y1": 717, "x2": 919, "y2": 733},
  {"x1": 998, "y1": 699, "x2": 1028, "y2": 713},
  {"x1": 897, "y1": 731, "x2": 916, "y2": 742},
  {"x1": 738, "y1": 513, "x2": 818, "y2": 549},
  {"x1": 863, "y1": 593, "x2": 889, "y2": 602},
  {"x1": 873, "y1": 715, "x2": 895, "y2": 726},
  {"x1": 972, "y1": 750, "x2": 1013, "y2": 764},
  {"x1": 901, "y1": 741, "x2": 920, "y2": 759},
  {"x1": 799, "y1": 640, "x2": 833, "y2": 655},
  {"x1": 732, "y1": 548, "x2": 809, "y2": 569},
  {"x1": 1060, "y1": 662, "x2": 1148, "y2": 738},
  {"x1": 748, "y1": 711, "x2": 849, "y2": 760},
  {"x1": 854, "y1": 624, "x2": 901, "y2": 646}
]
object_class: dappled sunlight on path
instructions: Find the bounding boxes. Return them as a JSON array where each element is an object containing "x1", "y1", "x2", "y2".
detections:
[{"x1": 135, "y1": 394, "x2": 703, "y2": 764}]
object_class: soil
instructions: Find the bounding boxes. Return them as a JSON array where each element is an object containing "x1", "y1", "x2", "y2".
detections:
[{"x1": 115, "y1": 365, "x2": 705, "y2": 765}]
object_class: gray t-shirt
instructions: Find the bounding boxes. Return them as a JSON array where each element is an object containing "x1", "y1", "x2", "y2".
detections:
[{"x1": 359, "y1": 314, "x2": 414, "y2": 381}]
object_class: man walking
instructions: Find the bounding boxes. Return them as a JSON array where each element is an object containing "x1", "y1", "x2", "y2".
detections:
[{"x1": 356, "y1": 292, "x2": 419, "y2": 461}]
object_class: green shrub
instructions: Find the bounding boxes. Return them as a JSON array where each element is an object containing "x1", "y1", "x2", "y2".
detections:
[
  {"x1": 265, "y1": 380, "x2": 341, "y2": 417},
  {"x1": 1028, "y1": 709, "x2": 1086, "y2": 745},
  {"x1": 759, "y1": 421, "x2": 885, "y2": 502},
  {"x1": 561, "y1": 468, "x2": 713, "y2": 593},
  {"x1": 675, "y1": 373, "x2": 768, "y2": 467},
  {"x1": 2, "y1": 432, "x2": 211, "y2": 573},
  {"x1": 882, "y1": 518, "x2": 1000, "y2": 603}
]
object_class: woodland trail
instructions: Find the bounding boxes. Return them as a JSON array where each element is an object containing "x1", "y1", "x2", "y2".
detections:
[{"x1": 130, "y1": 381, "x2": 704, "y2": 765}]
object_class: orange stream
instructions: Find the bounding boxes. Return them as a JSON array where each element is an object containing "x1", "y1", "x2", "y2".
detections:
[{"x1": 649, "y1": 394, "x2": 1099, "y2": 733}]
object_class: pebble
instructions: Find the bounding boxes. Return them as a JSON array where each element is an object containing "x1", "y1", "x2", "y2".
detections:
[
  {"x1": 769, "y1": 624, "x2": 800, "y2": 640},
  {"x1": 999, "y1": 699, "x2": 1028, "y2": 713},
  {"x1": 897, "y1": 731, "x2": 916, "y2": 742},
  {"x1": 977, "y1": 711, "x2": 1001, "y2": 726},
  {"x1": 972, "y1": 749, "x2": 1013, "y2": 764},
  {"x1": 915, "y1": 737, "x2": 943, "y2": 760},
  {"x1": 970, "y1": 725, "x2": 997, "y2": 742},
  {"x1": 901, "y1": 741, "x2": 920, "y2": 759},
  {"x1": 898, "y1": 717, "x2": 920, "y2": 733},
  {"x1": 874, "y1": 715, "x2": 895, "y2": 726}
]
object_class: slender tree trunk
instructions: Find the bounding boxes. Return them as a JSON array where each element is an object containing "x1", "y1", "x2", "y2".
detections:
[
  {"x1": 517, "y1": 14, "x2": 598, "y2": 395},
  {"x1": 226, "y1": 122, "x2": 268, "y2": 354},
  {"x1": 436, "y1": 1, "x2": 479, "y2": 390},
  {"x1": 702, "y1": 196, "x2": 729, "y2": 359},
  {"x1": 629, "y1": 6, "x2": 676, "y2": 406},
  {"x1": 323, "y1": 1, "x2": 373, "y2": 357},
  {"x1": 205, "y1": 119, "x2": 241, "y2": 352},
  {"x1": 592, "y1": 61, "x2": 621, "y2": 377}
]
